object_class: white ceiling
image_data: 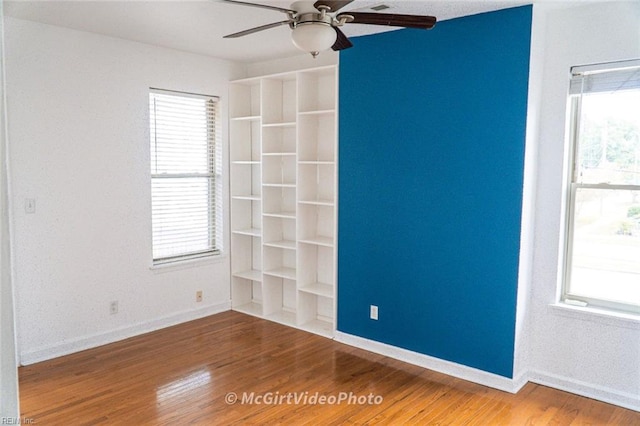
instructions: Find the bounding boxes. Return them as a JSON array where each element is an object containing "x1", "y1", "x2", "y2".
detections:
[{"x1": 4, "y1": 0, "x2": 535, "y2": 62}]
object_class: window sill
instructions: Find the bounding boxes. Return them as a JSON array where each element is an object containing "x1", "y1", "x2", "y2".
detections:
[
  {"x1": 548, "y1": 303, "x2": 640, "y2": 330},
  {"x1": 150, "y1": 253, "x2": 227, "y2": 274}
]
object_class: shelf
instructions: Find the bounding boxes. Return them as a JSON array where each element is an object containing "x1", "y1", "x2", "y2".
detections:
[
  {"x1": 300, "y1": 318, "x2": 334, "y2": 338},
  {"x1": 263, "y1": 211, "x2": 296, "y2": 219},
  {"x1": 263, "y1": 183, "x2": 296, "y2": 188},
  {"x1": 298, "y1": 160, "x2": 334, "y2": 165},
  {"x1": 298, "y1": 109, "x2": 335, "y2": 116},
  {"x1": 233, "y1": 302, "x2": 263, "y2": 318},
  {"x1": 263, "y1": 152, "x2": 296, "y2": 157},
  {"x1": 232, "y1": 228, "x2": 261, "y2": 237},
  {"x1": 266, "y1": 309, "x2": 297, "y2": 327},
  {"x1": 232, "y1": 160, "x2": 261, "y2": 165},
  {"x1": 232, "y1": 195, "x2": 261, "y2": 201},
  {"x1": 263, "y1": 122, "x2": 296, "y2": 128},
  {"x1": 299, "y1": 282, "x2": 333, "y2": 298},
  {"x1": 264, "y1": 240, "x2": 296, "y2": 250},
  {"x1": 299, "y1": 236, "x2": 334, "y2": 247},
  {"x1": 263, "y1": 267, "x2": 296, "y2": 280},
  {"x1": 231, "y1": 115, "x2": 261, "y2": 122},
  {"x1": 298, "y1": 199, "x2": 334, "y2": 207},
  {"x1": 233, "y1": 269, "x2": 262, "y2": 282}
]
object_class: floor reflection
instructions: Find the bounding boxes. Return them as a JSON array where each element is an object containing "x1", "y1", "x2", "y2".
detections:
[{"x1": 156, "y1": 369, "x2": 212, "y2": 403}]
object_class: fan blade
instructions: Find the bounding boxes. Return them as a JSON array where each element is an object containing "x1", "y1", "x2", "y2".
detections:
[
  {"x1": 222, "y1": 0, "x2": 296, "y2": 15},
  {"x1": 339, "y1": 12, "x2": 436, "y2": 29},
  {"x1": 223, "y1": 20, "x2": 292, "y2": 38},
  {"x1": 313, "y1": 0, "x2": 354, "y2": 12},
  {"x1": 331, "y1": 27, "x2": 353, "y2": 51}
]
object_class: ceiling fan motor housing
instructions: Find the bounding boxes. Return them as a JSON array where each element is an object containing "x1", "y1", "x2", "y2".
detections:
[{"x1": 294, "y1": 12, "x2": 333, "y2": 27}]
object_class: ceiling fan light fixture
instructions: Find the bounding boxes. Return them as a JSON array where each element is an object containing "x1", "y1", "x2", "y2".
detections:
[{"x1": 291, "y1": 22, "x2": 336, "y2": 58}]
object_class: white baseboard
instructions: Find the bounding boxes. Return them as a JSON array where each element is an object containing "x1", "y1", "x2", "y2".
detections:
[
  {"x1": 334, "y1": 331, "x2": 638, "y2": 411},
  {"x1": 19, "y1": 301, "x2": 231, "y2": 366},
  {"x1": 334, "y1": 331, "x2": 527, "y2": 394},
  {"x1": 528, "y1": 370, "x2": 640, "y2": 412}
]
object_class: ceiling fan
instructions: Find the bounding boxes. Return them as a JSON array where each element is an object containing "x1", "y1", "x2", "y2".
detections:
[{"x1": 222, "y1": 0, "x2": 437, "y2": 58}]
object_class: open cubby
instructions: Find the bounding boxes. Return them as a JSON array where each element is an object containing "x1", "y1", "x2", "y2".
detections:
[
  {"x1": 230, "y1": 119, "x2": 261, "y2": 162},
  {"x1": 232, "y1": 277, "x2": 263, "y2": 317},
  {"x1": 262, "y1": 77, "x2": 297, "y2": 125},
  {"x1": 263, "y1": 154, "x2": 296, "y2": 186},
  {"x1": 298, "y1": 243, "x2": 334, "y2": 296},
  {"x1": 298, "y1": 113, "x2": 335, "y2": 162},
  {"x1": 230, "y1": 79, "x2": 261, "y2": 119},
  {"x1": 263, "y1": 245, "x2": 296, "y2": 280},
  {"x1": 298, "y1": 204, "x2": 334, "y2": 245},
  {"x1": 298, "y1": 68, "x2": 336, "y2": 113},
  {"x1": 263, "y1": 275, "x2": 297, "y2": 326},
  {"x1": 262, "y1": 125, "x2": 296, "y2": 154},
  {"x1": 231, "y1": 232, "x2": 261, "y2": 274},
  {"x1": 263, "y1": 216, "x2": 296, "y2": 249},
  {"x1": 298, "y1": 162, "x2": 334, "y2": 205},
  {"x1": 298, "y1": 292, "x2": 334, "y2": 337},
  {"x1": 230, "y1": 198, "x2": 261, "y2": 235},
  {"x1": 262, "y1": 186, "x2": 296, "y2": 217},
  {"x1": 231, "y1": 230, "x2": 263, "y2": 317},
  {"x1": 230, "y1": 163, "x2": 261, "y2": 199}
]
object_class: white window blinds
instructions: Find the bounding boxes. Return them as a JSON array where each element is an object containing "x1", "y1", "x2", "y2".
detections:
[
  {"x1": 149, "y1": 89, "x2": 222, "y2": 264},
  {"x1": 570, "y1": 59, "x2": 640, "y2": 95}
]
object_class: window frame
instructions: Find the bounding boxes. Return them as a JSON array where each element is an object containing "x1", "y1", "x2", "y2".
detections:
[
  {"x1": 562, "y1": 61, "x2": 640, "y2": 315},
  {"x1": 149, "y1": 88, "x2": 223, "y2": 265}
]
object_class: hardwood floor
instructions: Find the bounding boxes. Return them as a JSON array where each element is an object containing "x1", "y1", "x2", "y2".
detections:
[{"x1": 19, "y1": 311, "x2": 639, "y2": 425}]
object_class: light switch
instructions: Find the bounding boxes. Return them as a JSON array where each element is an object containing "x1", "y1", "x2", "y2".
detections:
[{"x1": 25, "y1": 198, "x2": 36, "y2": 214}]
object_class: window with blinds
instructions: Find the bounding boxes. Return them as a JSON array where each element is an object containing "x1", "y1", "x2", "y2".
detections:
[
  {"x1": 563, "y1": 59, "x2": 640, "y2": 314},
  {"x1": 149, "y1": 89, "x2": 222, "y2": 264}
]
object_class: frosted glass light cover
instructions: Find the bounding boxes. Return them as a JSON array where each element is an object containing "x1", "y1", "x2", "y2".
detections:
[{"x1": 291, "y1": 23, "x2": 337, "y2": 54}]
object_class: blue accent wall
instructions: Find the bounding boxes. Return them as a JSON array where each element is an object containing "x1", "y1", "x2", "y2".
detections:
[{"x1": 337, "y1": 6, "x2": 532, "y2": 378}]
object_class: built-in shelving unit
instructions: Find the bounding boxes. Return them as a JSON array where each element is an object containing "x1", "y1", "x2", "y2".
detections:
[{"x1": 229, "y1": 66, "x2": 337, "y2": 338}]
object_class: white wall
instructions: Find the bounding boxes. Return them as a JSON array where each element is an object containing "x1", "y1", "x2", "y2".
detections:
[
  {"x1": 5, "y1": 17, "x2": 244, "y2": 364},
  {"x1": 528, "y1": 2, "x2": 640, "y2": 410},
  {"x1": 0, "y1": 2, "x2": 20, "y2": 418},
  {"x1": 512, "y1": 3, "x2": 548, "y2": 389}
]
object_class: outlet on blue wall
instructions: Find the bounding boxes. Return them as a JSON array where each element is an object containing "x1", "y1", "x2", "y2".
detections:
[{"x1": 337, "y1": 6, "x2": 532, "y2": 378}]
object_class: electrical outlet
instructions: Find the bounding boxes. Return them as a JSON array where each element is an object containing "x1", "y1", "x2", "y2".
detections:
[
  {"x1": 110, "y1": 301, "x2": 118, "y2": 315},
  {"x1": 370, "y1": 305, "x2": 378, "y2": 320},
  {"x1": 196, "y1": 291, "x2": 203, "y2": 302}
]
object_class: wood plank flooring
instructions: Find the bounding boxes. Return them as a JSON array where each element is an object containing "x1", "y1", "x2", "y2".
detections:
[{"x1": 19, "y1": 311, "x2": 639, "y2": 425}]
